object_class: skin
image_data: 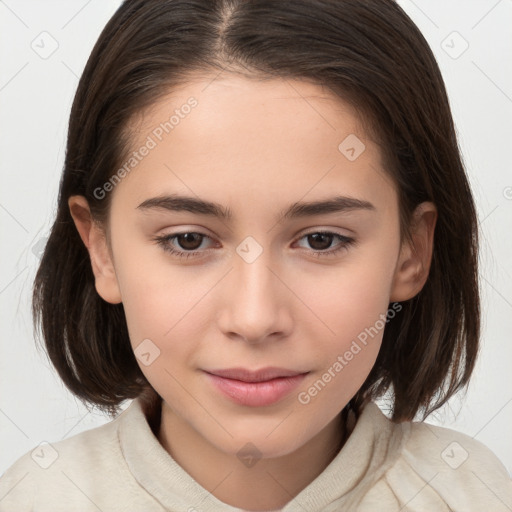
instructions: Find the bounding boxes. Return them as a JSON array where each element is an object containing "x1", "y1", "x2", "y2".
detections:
[{"x1": 69, "y1": 74, "x2": 436, "y2": 510}]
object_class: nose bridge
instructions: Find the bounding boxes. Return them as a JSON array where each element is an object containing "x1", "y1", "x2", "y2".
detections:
[{"x1": 218, "y1": 242, "x2": 289, "y2": 342}]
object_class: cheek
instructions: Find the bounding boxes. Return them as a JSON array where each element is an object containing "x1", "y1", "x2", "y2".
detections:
[
  {"x1": 117, "y1": 264, "x2": 207, "y2": 349},
  {"x1": 293, "y1": 297, "x2": 387, "y2": 413},
  {"x1": 291, "y1": 246, "x2": 397, "y2": 402},
  {"x1": 115, "y1": 263, "x2": 209, "y2": 402},
  {"x1": 298, "y1": 251, "x2": 396, "y2": 344},
  {"x1": 109, "y1": 217, "x2": 209, "y2": 340}
]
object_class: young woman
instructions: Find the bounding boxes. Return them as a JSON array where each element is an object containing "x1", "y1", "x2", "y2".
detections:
[{"x1": 1, "y1": 0, "x2": 511, "y2": 510}]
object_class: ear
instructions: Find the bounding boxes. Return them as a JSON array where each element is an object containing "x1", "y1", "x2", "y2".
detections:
[
  {"x1": 390, "y1": 201, "x2": 437, "y2": 302},
  {"x1": 68, "y1": 195, "x2": 122, "y2": 304}
]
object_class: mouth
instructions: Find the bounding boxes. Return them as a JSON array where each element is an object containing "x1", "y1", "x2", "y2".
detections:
[
  {"x1": 203, "y1": 367, "x2": 310, "y2": 407},
  {"x1": 204, "y1": 366, "x2": 309, "y2": 383}
]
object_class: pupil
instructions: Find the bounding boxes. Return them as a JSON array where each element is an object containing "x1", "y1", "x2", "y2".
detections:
[
  {"x1": 179, "y1": 233, "x2": 201, "y2": 250},
  {"x1": 309, "y1": 233, "x2": 332, "y2": 250}
]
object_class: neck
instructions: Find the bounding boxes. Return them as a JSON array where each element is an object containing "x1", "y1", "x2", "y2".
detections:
[{"x1": 156, "y1": 401, "x2": 355, "y2": 511}]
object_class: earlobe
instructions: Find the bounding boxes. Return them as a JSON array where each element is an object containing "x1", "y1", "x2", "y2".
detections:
[
  {"x1": 390, "y1": 202, "x2": 437, "y2": 302},
  {"x1": 68, "y1": 195, "x2": 122, "y2": 304}
]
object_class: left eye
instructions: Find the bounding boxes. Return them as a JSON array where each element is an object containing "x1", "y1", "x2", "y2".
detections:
[
  {"x1": 295, "y1": 231, "x2": 353, "y2": 253},
  {"x1": 153, "y1": 232, "x2": 214, "y2": 259},
  {"x1": 152, "y1": 230, "x2": 355, "y2": 260}
]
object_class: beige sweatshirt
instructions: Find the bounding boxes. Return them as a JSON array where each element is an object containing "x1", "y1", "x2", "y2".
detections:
[{"x1": 1, "y1": 397, "x2": 511, "y2": 511}]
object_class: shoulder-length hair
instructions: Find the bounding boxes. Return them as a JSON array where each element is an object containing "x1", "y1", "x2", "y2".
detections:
[{"x1": 33, "y1": 0, "x2": 479, "y2": 422}]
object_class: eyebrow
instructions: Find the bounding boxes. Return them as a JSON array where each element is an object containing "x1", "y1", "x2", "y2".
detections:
[{"x1": 136, "y1": 194, "x2": 375, "y2": 221}]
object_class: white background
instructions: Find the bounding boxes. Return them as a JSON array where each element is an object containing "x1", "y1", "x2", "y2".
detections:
[{"x1": 1, "y1": 0, "x2": 511, "y2": 478}]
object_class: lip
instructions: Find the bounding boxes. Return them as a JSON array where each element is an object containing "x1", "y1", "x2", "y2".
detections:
[
  {"x1": 205, "y1": 366, "x2": 307, "y2": 382},
  {"x1": 203, "y1": 367, "x2": 309, "y2": 407}
]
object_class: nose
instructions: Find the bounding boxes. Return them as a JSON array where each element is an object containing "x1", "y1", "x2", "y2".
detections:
[{"x1": 216, "y1": 248, "x2": 292, "y2": 344}]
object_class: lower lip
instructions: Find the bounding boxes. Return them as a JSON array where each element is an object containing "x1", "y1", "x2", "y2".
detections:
[{"x1": 204, "y1": 372, "x2": 308, "y2": 407}]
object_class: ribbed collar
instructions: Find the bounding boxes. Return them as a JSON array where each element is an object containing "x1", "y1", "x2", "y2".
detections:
[{"x1": 118, "y1": 397, "x2": 406, "y2": 511}]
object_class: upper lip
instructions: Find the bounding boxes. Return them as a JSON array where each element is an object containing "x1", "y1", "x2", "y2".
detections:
[{"x1": 204, "y1": 367, "x2": 308, "y2": 383}]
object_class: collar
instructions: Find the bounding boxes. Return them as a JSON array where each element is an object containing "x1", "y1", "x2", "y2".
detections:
[{"x1": 118, "y1": 396, "x2": 406, "y2": 511}]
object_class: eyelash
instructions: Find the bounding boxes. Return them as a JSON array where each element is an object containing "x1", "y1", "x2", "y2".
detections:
[{"x1": 152, "y1": 230, "x2": 356, "y2": 260}]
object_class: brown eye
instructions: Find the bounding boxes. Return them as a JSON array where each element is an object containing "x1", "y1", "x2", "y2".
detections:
[
  {"x1": 175, "y1": 233, "x2": 204, "y2": 251},
  {"x1": 306, "y1": 233, "x2": 335, "y2": 251},
  {"x1": 153, "y1": 231, "x2": 214, "y2": 259},
  {"x1": 295, "y1": 231, "x2": 356, "y2": 258}
]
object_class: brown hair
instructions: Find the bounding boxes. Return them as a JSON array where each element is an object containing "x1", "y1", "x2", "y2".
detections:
[{"x1": 33, "y1": 0, "x2": 479, "y2": 422}]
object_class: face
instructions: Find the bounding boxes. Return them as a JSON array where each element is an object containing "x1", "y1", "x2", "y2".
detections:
[{"x1": 83, "y1": 75, "x2": 411, "y2": 458}]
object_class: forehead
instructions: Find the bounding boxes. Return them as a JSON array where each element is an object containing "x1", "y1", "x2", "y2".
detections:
[
  {"x1": 112, "y1": 74, "x2": 395, "y2": 218},
  {"x1": 135, "y1": 73, "x2": 368, "y2": 155}
]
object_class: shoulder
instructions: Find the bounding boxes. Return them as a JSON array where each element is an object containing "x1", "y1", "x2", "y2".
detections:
[
  {"x1": 0, "y1": 401, "x2": 147, "y2": 512},
  {"x1": 383, "y1": 416, "x2": 512, "y2": 511}
]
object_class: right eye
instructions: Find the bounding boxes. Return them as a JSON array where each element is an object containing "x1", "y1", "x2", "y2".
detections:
[{"x1": 152, "y1": 232, "x2": 216, "y2": 259}]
